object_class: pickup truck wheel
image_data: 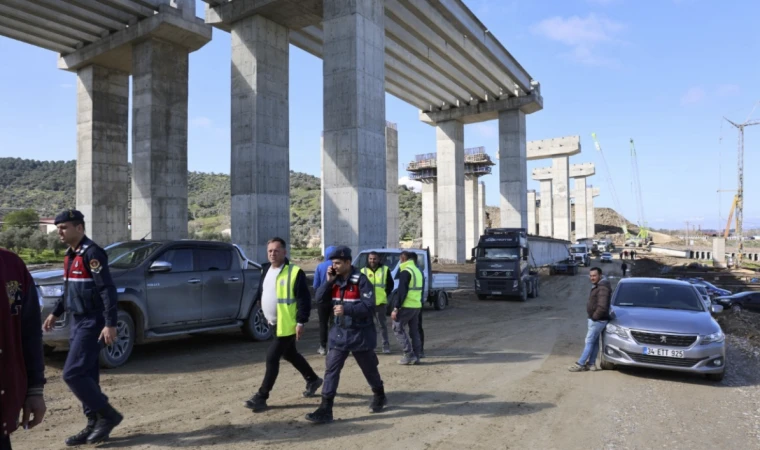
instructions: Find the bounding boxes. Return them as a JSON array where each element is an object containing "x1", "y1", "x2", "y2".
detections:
[
  {"x1": 434, "y1": 291, "x2": 447, "y2": 310},
  {"x1": 243, "y1": 303, "x2": 273, "y2": 341},
  {"x1": 99, "y1": 310, "x2": 135, "y2": 369}
]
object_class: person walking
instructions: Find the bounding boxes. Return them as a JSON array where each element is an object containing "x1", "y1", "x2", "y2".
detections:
[
  {"x1": 245, "y1": 237, "x2": 323, "y2": 412},
  {"x1": 360, "y1": 252, "x2": 394, "y2": 354},
  {"x1": 569, "y1": 267, "x2": 612, "y2": 372},
  {"x1": 631, "y1": 250, "x2": 637, "y2": 260},
  {"x1": 391, "y1": 251, "x2": 424, "y2": 365},
  {"x1": 42, "y1": 210, "x2": 123, "y2": 445},
  {"x1": 1, "y1": 248, "x2": 47, "y2": 450},
  {"x1": 314, "y1": 246, "x2": 336, "y2": 356},
  {"x1": 409, "y1": 252, "x2": 426, "y2": 358},
  {"x1": 306, "y1": 246, "x2": 387, "y2": 424},
  {"x1": 621, "y1": 261, "x2": 628, "y2": 277}
]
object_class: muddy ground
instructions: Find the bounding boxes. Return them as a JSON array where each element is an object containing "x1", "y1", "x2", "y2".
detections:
[{"x1": 11, "y1": 259, "x2": 760, "y2": 450}]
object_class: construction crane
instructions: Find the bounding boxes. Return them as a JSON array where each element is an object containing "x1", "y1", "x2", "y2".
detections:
[
  {"x1": 722, "y1": 194, "x2": 739, "y2": 239},
  {"x1": 724, "y1": 117, "x2": 760, "y2": 267},
  {"x1": 629, "y1": 139, "x2": 650, "y2": 244},
  {"x1": 591, "y1": 133, "x2": 632, "y2": 243}
]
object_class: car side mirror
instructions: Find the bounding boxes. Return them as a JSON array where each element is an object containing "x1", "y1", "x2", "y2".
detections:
[
  {"x1": 149, "y1": 260, "x2": 172, "y2": 273},
  {"x1": 710, "y1": 304, "x2": 723, "y2": 314}
]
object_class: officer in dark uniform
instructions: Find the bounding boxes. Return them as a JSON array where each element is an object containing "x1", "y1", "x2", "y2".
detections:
[
  {"x1": 306, "y1": 246, "x2": 387, "y2": 424},
  {"x1": 0, "y1": 248, "x2": 47, "y2": 450},
  {"x1": 42, "y1": 210, "x2": 123, "y2": 446}
]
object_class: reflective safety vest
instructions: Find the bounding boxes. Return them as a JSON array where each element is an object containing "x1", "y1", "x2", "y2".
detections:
[
  {"x1": 399, "y1": 260, "x2": 423, "y2": 309},
  {"x1": 360, "y1": 265, "x2": 389, "y2": 305},
  {"x1": 275, "y1": 264, "x2": 302, "y2": 337}
]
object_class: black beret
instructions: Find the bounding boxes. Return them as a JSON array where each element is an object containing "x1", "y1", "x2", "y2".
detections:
[
  {"x1": 54, "y1": 209, "x2": 84, "y2": 225},
  {"x1": 328, "y1": 245, "x2": 352, "y2": 261}
]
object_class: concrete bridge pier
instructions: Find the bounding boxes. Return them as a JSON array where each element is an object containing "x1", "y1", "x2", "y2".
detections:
[
  {"x1": 386, "y1": 122, "x2": 399, "y2": 248},
  {"x1": 435, "y1": 120, "x2": 465, "y2": 263},
  {"x1": 527, "y1": 189, "x2": 537, "y2": 235},
  {"x1": 570, "y1": 163, "x2": 595, "y2": 239},
  {"x1": 587, "y1": 186, "x2": 600, "y2": 238},
  {"x1": 531, "y1": 169, "x2": 553, "y2": 237},
  {"x1": 421, "y1": 180, "x2": 438, "y2": 256}
]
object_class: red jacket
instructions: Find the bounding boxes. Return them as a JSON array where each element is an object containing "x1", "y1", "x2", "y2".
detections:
[{"x1": 0, "y1": 248, "x2": 45, "y2": 436}]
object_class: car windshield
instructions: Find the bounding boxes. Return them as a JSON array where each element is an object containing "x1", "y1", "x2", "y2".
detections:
[
  {"x1": 106, "y1": 242, "x2": 163, "y2": 269},
  {"x1": 695, "y1": 286, "x2": 708, "y2": 295},
  {"x1": 613, "y1": 283, "x2": 704, "y2": 311},
  {"x1": 481, "y1": 247, "x2": 520, "y2": 260},
  {"x1": 570, "y1": 246, "x2": 586, "y2": 252},
  {"x1": 603, "y1": 253, "x2": 612, "y2": 257}
]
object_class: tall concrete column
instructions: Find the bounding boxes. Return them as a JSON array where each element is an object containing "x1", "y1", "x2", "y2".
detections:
[
  {"x1": 422, "y1": 180, "x2": 438, "y2": 256},
  {"x1": 527, "y1": 190, "x2": 537, "y2": 235},
  {"x1": 498, "y1": 109, "x2": 527, "y2": 229},
  {"x1": 478, "y1": 181, "x2": 486, "y2": 234},
  {"x1": 131, "y1": 38, "x2": 189, "y2": 240},
  {"x1": 230, "y1": 15, "x2": 290, "y2": 262},
  {"x1": 552, "y1": 156, "x2": 570, "y2": 240},
  {"x1": 76, "y1": 65, "x2": 129, "y2": 246},
  {"x1": 587, "y1": 186, "x2": 598, "y2": 238},
  {"x1": 574, "y1": 177, "x2": 587, "y2": 240},
  {"x1": 465, "y1": 175, "x2": 479, "y2": 255},
  {"x1": 436, "y1": 120, "x2": 465, "y2": 263},
  {"x1": 386, "y1": 124, "x2": 399, "y2": 247},
  {"x1": 539, "y1": 180, "x2": 553, "y2": 236},
  {"x1": 322, "y1": 0, "x2": 386, "y2": 255}
]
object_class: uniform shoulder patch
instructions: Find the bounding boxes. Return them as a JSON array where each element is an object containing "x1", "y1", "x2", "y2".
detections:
[{"x1": 89, "y1": 259, "x2": 102, "y2": 273}]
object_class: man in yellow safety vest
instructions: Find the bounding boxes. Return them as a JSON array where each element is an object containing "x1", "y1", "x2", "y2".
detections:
[
  {"x1": 244, "y1": 237, "x2": 323, "y2": 412},
  {"x1": 360, "y1": 252, "x2": 394, "y2": 354},
  {"x1": 391, "y1": 251, "x2": 424, "y2": 365}
]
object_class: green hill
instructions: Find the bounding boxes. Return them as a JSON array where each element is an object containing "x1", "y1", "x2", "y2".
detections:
[{"x1": 0, "y1": 157, "x2": 421, "y2": 247}]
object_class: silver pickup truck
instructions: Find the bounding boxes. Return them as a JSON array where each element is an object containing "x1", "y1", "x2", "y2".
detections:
[{"x1": 33, "y1": 240, "x2": 269, "y2": 368}]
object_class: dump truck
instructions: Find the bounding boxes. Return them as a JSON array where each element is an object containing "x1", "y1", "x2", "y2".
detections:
[{"x1": 471, "y1": 228, "x2": 539, "y2": 301}]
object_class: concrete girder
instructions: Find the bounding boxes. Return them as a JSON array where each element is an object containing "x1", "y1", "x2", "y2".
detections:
[
  {"x1": 385, "y1": 80, "x2": 431, "y2": 111},
  {"x1": 0, "y1": 4, "x2": 101, "y2": 43},
  {"x1": 532, "y1": 162, "x2": 595, "y2": 179},
  {"x1": 420, "y1": 91, "x2": 542, "y2": 125},
  {"x1": 432, "y1": 0, "x2": 533, "y2": 94},
  {"x1": 0, "y1": 15, "x2": 82, "y2": 48},
  {"x1": 2, "y1": 0, "x2": 108, "y2": 37},
  {"x1": 63, "y1": 0, "x2": 137, "y2": 24},
  {"x1": 385, "y1": 1, "x2": 501, "y2": 100},
  {"x1": 31, "y1": 0, "x2": 128, "y2": 31},
  {"x1": 58, "y1": 7, "x2": 212, "y2": 73},
  {"x1": 399, "y1": 0, "x2": 520, "y2": 97},
  {"x1": 96, "y1": 0, "x2": 158, "y2": 18},
  {"x1": 205, "y1": 0, "x2": 321, "y2": 31},
  {"x1": 0, "y1": 24, "x2": 77, "y2": 54},
  {"x1": 531, "y1": 168, "x2": 553, "y2": 181},
  {"x1": 526, "y1": 136, "x2": 581, "y2": 160}
]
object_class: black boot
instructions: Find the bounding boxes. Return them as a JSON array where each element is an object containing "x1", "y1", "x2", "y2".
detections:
[
  {"x1": 369, "y1": 387, "x2": 387, "y2": 413},
  {"x1": 305, "y1": 396, "x2": 334, "y2": 424},
  {"x1": 244, "y1": 392, "x2": 268, "y2": 413},
  {"x1": 303, "y1": 377, "x2": 323, "y2": 398},
  {"x1": 64, "y1": 414, "x2": 96, "y2": 446},
  {"x1": 86, "y1": 404, "x2": 123, "y2": 444}
]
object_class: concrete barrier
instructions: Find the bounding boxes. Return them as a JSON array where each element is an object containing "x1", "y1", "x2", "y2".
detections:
[
  {"x1": 528, "y1": 236, "x2": 571, "y2": 267},
  {"x1": 650, "y1": 247, "x2": 690, "y2": 258}
]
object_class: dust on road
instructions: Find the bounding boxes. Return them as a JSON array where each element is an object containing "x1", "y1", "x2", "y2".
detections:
[{"x1": 12, "y1": 260, "x2": 760, "y2": 450}]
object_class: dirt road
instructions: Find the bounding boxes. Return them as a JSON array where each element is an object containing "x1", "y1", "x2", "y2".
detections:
[{"x1": 13, "y1": 260, "x2": 760, "y2": 450}]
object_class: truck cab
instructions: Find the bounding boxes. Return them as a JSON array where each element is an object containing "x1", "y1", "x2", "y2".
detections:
[
  {"x1": 569, "y1": 243, "x2": 591, "y2": 267},
  {"x1": 471, "y1": 228, "x2": 538, "y2": 301}
]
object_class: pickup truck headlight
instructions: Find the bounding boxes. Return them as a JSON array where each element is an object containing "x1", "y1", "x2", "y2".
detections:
[
  {"x1": 701, "y1": 331, "x2": 725, "y2": 345},
  {"x1": 39, "y1": 285, "x2": 64, "y2": 297},
  {"x1": 605, "y1": 324, "x2": 630, "y2": 340}
]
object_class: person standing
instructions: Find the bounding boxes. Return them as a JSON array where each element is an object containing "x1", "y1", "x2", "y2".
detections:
[
  {"x1": 42, "y1": 210, "x2": 123, "y2": 446},
  {"x1": 314, "y1": 246, "x2": 336, "y2": 356},
  {"x1": 1, "y1": 248, "x2": 47, "y2": 450},
  {"x1": 245, "y1": 237, "x2": 323, "y2": 412},
  {"x1": 621, "y1": 261, "x2": 628, "y2": 277},
  {"x1": 391, "y1": 251, "x2": 423, "y2": 365},
  {"x1": 569, "y1": 267, "x2": 612, "y2": 372},
  {"x1": 306, "y1": 246, "x2": 386, "y2": 424},
  {"x1": 360, "y1": 252, "x2": 394, "y2": 354}
]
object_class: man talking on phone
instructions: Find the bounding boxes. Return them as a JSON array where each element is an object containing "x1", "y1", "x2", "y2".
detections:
[
  {"x1": 306, "y1": 246, "x2": 387, "y2": 424},
  {"x1": 244, "y1": 237, "x2": 322, "y2": 412}
]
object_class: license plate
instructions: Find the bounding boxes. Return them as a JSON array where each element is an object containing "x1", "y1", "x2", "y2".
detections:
[
  {"x1": 492, "y1": 291, "x2": 502, "y2": 295},
  {"x1": 643, "y1": 347, "x2": 684, "y2": 358}
]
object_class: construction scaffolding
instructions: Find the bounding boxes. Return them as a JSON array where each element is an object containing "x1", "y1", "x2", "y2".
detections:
[{"x1": 406, "y1": 147, "x2": 495, "y2": 180}]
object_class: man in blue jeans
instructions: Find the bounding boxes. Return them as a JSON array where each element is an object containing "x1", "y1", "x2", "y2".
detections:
[{"x1": 570, "y1": 267, "x2": 611, "y2": 372}]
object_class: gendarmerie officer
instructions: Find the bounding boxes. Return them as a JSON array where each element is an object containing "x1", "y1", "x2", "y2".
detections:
[
  {"x1": 42, "y1": 210, "x2": 123, "y2": 446},
  {"x1": 1, "y1": 248, "x2": 47, "y2": 450},
  {"x1": 306, "y1": 246, "x2": 387, "y2": 424}
]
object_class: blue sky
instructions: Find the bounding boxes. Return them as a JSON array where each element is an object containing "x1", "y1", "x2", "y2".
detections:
[{"x1": 1, "y1": 0, "x2": 759, "y2": 231}]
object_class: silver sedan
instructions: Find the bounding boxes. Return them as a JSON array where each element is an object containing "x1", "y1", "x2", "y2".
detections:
[{"x1": 600, "y1": 278, "x2": 726, "y2": 382}]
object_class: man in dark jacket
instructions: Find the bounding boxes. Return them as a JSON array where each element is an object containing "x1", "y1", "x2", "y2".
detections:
[
  {"x1": 390, "y1": 251, "x2": 423, "y2": 365},
  {"x1": 42, "y1": 209, "x2": 123, "y2": 445},
  {"x1": 570, "y1": 267, "x2": 612, "y2": 372},
  {"x1": 360, "y1": 251, "x2": 394, "y2": 354},
  {"x1": 1, "y1": 248, "x2": 47, "y2": 450},
  {"x1": 306, "y1": 246, "x2": 387, "y2": 424},
  {"x1": 245, "y1": 237, "x2": 322, "y2": 413},
  {"x1": 314, "y1": 245, "x2": 336, "y2": 355}
]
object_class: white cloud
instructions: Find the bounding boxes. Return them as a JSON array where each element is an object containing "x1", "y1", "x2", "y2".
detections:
[
  {"x1": 191, "y1": 116, "x2": 212, "y2": 127},
  {"x1": 680, "y1": 87, "x2": 705, "y2": 105},
  {"x1": 530, "y1": 14, "x2": 626, "y2": 67},
  {"x1": 399, "y1": 176, "x2": 422, "y2": 193},
  {"x1": 716, "y1": 84, "x2": 740, "y2": 97},
  {"x1": 471, "y1": 123, "x2": 497, "y2": 139}
]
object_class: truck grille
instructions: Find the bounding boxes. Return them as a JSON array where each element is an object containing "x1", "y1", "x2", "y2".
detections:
[
  {"x1": 479, "y1": 280, "x2": 510, "y2": 290},
  {"x1": 623, "y1": 351, "x2": 705, "y2": 368},
  {"x1": 631, "y1": 331, "x2": 697, "y2": 347},
  {"x1": 480, "y1": 270, "x2": 514, "y2": 278}
]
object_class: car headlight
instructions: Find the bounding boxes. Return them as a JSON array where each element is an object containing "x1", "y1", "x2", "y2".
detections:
[
  {"x1": 513, "y1": 280, "x2": 519, "y2": 288},
  {"x1": 701, "y1": 331, "x2": 725, "y2": 345},
  {"x1": 605, "y1": 324, "x2": 630, "y2": 340},
  {"x1": 39, "y1": 285, "x2": 64, "y2": 297}
]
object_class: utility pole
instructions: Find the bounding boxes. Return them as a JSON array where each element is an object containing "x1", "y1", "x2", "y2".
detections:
[{"x1": 724, "y1": 117, "x2": 760, "y2": 267}]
